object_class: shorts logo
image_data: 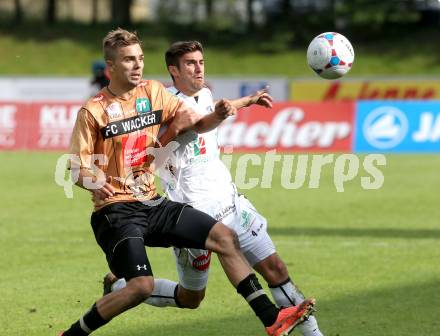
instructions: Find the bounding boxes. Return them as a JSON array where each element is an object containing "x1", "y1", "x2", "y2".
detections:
[
  {"x1": 136, "y1": 98, "x2": 151, "y2": 114},
  {"x1": 214, "y1": 204, "x2": 236, "y2": 221},
  {"x1": 251, "y1": 223, "x2": 263, "y2": 237},
  {"x1": 137, "y1": 264, "x2": 148, "y2": 271},
  {"x1": 241, "y1": 210, "x2": 252, "y2": 231},
  {"x1": 106, "y1": 102, "x2": 123, "y2": 120},
  {"x1": 192, "y1": 251, "x2": 212, "y2": 271}
]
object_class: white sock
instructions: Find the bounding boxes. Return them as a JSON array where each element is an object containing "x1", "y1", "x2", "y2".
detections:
[
  {"x1": 270, "y1": 279, "x2": 324, "y2": 336},
  {"x1": 145, "y1": 278, "x2": 179, "y2": 307},
  {"x1": 111, "y1": 278, "x2": 179, "y2": 307},
  {"x1": 111, "y1": 278, "x2": 126, "y2": 292}
]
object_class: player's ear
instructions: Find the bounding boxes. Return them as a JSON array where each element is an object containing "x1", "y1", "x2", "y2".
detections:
[
  {"x1": 106, "y1": 60, "x2": 114, "y2": 72},
  {"x1": 168, "y1": 65, "x2": 179, "y2": 78}
]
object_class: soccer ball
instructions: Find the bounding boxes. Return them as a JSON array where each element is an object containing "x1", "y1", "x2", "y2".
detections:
[{"x1": 307, "y1": 32, "x2": 354, "y2": 79}]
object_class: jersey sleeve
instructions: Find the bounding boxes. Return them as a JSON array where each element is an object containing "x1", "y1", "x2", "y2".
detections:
[
  {"x1": 69, "y1": 107, "x2": 99, "y2": 169},
  {"x1": 150, "y1": 80, "x2": 182, "y2": 123}
]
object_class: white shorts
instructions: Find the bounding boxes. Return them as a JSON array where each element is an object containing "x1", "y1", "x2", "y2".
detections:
[{"x1": 173, "y1": 195, "x2": 276, "y2": 291}]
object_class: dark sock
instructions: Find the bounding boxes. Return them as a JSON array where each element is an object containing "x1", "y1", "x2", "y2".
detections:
[
  {"x1": 174, "y1": 284, "x2": 183, "y2": 308},
  {"x1": 237, "y1": 274, "x2": 279, "y2": 327},
  {"x1": 63, "y1": 321, "x2": 88, "y2": 336},
  {"x1": 63, "y1": 303, "x2": 109, "y2": 336}
]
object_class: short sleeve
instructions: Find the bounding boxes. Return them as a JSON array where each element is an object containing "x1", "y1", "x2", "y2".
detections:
[{"x1": 69, "y1": 108, "x2": 99, "y2": 169}]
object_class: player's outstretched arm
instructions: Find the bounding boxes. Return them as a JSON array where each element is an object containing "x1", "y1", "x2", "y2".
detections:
[
  {"x1": 193, "y1": 99, "x2": 237, "y2": 133},
  {"x1": 194, "y1": 90, "x2": 273, "y2": 134},
  {"x1": 230, "y1": 88, "x2": 273, "y2": 110},
  {"x1": 158, "y1": 104, "x2": 202, "y2": 146},
  {"x1": 159, "y1": 99, "x2": 236, "y2": 139}
]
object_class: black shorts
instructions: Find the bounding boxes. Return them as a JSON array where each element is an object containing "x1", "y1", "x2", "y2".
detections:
[{"x1": 91, "y1": 198, "x2": 217, "y2": 280}]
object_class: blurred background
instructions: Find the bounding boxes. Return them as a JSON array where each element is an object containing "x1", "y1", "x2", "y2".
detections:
[
  {"x1": 1, "y1": 0, "x2": 440, "y2": 152},
  {"x1": 1, "y1": 2, "x2": 439, "y2": 336}
]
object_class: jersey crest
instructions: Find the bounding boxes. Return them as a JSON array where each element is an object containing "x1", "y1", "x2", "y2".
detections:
[{"x1": 193, "y1": 136, "x2": 206, "y2": 156}]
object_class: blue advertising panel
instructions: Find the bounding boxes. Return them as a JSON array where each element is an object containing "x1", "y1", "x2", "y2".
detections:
[
  {"x1": 354, "y1": 101, "x2": 440, "y2": 152},
  {"x1": 239, "y1": 82, "x2": 269, "y2": 97}
]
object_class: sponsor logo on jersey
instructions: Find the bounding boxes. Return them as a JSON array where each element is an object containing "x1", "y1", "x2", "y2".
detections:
[
  {"x1": 137, "y1": 80, "x2": 148, "y2": 87},
  {"x1": 193, "y1": 136, "x2": 206, "y2": 155},
  {"x1": 136, "y1": 98, "x2": 151, "y2": 114},
  {"x1": 122, "y1": 134, "x2": 147, "y2": 166},
  {"x1": 101, "y1": 110, "x2": 162, "y2": 139},
  {"x1": 192, "y1": 251, "x2": 212, "y2": 271},
  {"x1": 105, "y1": 102, "x2": 123, "y2": 120},
  {"x1": 120, "y1": 168, "x2": 154, "y2": 196},
  {"x1": 92, "y1": 94, "x2": 104, "y2": 102}
]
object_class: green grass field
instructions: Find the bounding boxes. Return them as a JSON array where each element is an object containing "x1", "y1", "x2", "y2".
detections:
[{"x1": 0, "y1": 152, "x2": 439, "y2": 336}]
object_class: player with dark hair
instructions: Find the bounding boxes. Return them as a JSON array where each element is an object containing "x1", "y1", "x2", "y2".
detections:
[
  {"x1": 59, "y1": 29, "x2": 315, "y2": 336},
  {"x1": 106, "y1": 40, "x2": 324, "y2": 336}
]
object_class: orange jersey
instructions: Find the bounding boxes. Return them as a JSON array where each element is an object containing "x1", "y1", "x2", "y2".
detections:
[{"x1": 70, "y1": 80, "x2": 182, "y2": 210}]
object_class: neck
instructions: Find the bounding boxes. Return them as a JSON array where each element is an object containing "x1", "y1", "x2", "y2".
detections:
[
  {"x1": 107, "y1": 81, "x2": 136, "y2": 100},
  {"x1": 174, "y1": 83, "x2": 199, "y2": 97}
]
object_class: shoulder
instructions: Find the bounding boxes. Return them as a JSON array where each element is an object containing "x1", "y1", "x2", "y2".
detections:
[
  {"x1": 166, "y1": 86, "x2": 179, "y2": 96},
  {"x1": 140, "y1": 80, "x2": 175, "y2": 99},
  {"x1": 83, "y1": 92, "x2": 105, "y2": 115},
  {"x1": 132, "y1": 80, "x2": 151, "y2": 95},
  {"x1": 201, "y1": 86, "x2": 212, "y2": 95},
  {"x1": 199, "y1": 87, "x2": 214, "y2": 105},
  {"x1": 141, "y1": 79, "x2": 165, "y2": 91},
  {"x1": 200, "y1": 87, "x2": 213, "y2": 100},
  {"x1": 81, "y1": 90, "x2": 111, "y2": 123}
]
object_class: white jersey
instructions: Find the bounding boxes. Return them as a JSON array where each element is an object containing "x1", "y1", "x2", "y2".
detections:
[{"x1": 160, "y1": 86, "x2": 237, "y2": 221}]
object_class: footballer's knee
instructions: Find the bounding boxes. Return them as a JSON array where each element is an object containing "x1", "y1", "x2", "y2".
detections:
[
  {"x1": 125, "y1": 276, "x2": 154, "y2": 304},
  {"x1": 177, "y1": 286, "x2": 206, "y2": 309},
  {"x1": 206, "y1": 222, "x2": 239, "y2": 254},
  {"x1": 255, "y1": 254, "x2": 289, "y2": 285},
  {"x1": 271, "y1": 257, "x2": 289, "y2": 279}
]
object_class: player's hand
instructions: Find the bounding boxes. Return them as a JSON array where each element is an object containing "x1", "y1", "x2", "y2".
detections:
[
  {"x1": 172, "y1": 104, "x2": 202, "y2": 132},
  {"x1": 249, "y1": 87, "x2": 273, "y2": 108},
  {"x1": 92, "y1": 176, "x2": 115, "y2": 201},
  {"x1": 215, "y1": 99, "x2": 237, "y2": 119}
]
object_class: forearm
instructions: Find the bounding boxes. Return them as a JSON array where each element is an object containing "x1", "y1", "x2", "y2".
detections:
[
  {"x1": 72, "y1": 168, "x2": 99, "y2": 191},
  {"x1": 230, "y1": 96, "x2": 252, "y2": 110},
  {"x1": 193, "y1": 112, "x2": 225, "y2": 133},
  {"x1": 158, "y1": 124, "x2": 180, "y2": 147}
]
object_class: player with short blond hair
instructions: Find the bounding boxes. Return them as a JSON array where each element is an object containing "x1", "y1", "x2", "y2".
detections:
[
  {"x1": 59, "y1": 30, "x2": 315, "y2": 336},
  {"x1": 107, "y1": 40, "x2": 324, "y2": 336}
]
